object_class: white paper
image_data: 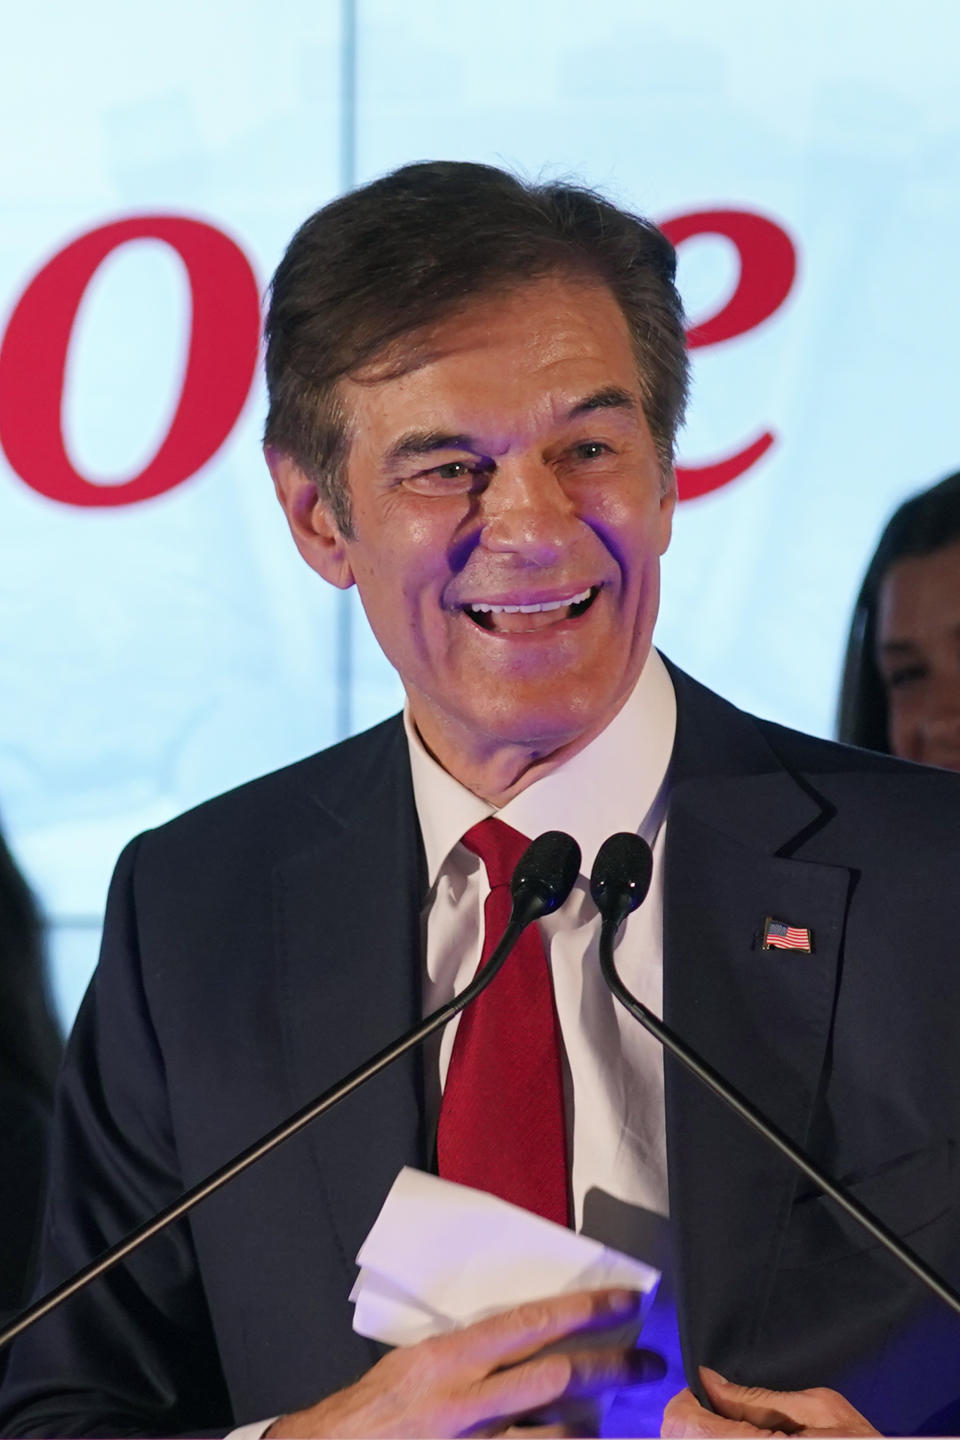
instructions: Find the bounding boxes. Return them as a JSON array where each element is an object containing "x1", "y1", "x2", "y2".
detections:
[{"x1": 351, "y1": 1168, "x2": 660, "y2": 1348}]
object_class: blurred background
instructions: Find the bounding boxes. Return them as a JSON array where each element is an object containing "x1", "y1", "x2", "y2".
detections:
[{"x1": 1, "y1": 0, "x2": 958, "y2": 1030}]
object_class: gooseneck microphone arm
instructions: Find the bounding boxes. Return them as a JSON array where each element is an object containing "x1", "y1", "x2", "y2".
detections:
[
  {"x1": 0, "y1": 829, "x2": 582, "y2": 1353},
  {"x1": 590, "y1": 831, "x2": 960, "y2": 1322}
]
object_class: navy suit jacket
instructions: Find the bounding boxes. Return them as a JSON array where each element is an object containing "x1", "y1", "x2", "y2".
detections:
[{"x1": 3, "y1": 664, "x2": 960, "y2": 1436}]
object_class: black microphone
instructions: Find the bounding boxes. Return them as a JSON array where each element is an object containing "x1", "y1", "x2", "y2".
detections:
[
  {"x1": 0, "y1": 829, "x2": 581, "y2": 1352},
  {"x1": 589, "y1": 831, "x2": 960, "y2": 1321},
  {"x1": 511, "y1": 827, "x2": 582, "y2": 923}
]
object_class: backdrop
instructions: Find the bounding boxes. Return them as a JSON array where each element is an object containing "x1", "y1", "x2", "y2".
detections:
[{"x1": 2, "y1": 1, "x2": 958, "y2": 1025}]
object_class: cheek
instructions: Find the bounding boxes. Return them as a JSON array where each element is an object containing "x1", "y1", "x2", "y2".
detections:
[
  {"x1": 583, "y1": 494, "x2": 666, "y2": 573},
  {"x1": 886, "y1": 693, "x2": 921, "y2": 758},
  {"x1": 352, "y1": 550, "x2": 454, "y2": 658}
]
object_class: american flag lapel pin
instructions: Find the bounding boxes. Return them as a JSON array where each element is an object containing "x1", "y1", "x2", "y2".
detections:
[{"x1": 762, "y1": 916, "x2": 814, "y2": 952}]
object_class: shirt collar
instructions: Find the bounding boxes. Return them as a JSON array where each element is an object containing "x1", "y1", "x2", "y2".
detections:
[{"x1": 404, "y1": 649, "x2": 676, "y2": 887}]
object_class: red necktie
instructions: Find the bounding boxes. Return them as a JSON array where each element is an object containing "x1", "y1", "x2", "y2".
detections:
[{"x1": 436, "y1": 816, "x2": 571, "y2": 1226}]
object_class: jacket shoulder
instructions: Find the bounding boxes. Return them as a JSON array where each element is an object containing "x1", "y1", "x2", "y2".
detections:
[
  {"x1": 137, "y1": 712, "x2": 409, "y2": 870},
  {"x1": 668, "y1": 660, "x2": 960, "y2": 844}
]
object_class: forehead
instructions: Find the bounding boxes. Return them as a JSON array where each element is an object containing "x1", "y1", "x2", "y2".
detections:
[
  {"x1": 878, "y1": 540, "x2": 960, "y2": 637},
  {"x1": 341, "y1": 275, "x2": 643, "y2": 451}
]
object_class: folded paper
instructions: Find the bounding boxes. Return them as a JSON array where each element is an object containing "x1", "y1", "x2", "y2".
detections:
[{"x1": 351, "y1": 1167, "x2": 660, "y2": 1348}]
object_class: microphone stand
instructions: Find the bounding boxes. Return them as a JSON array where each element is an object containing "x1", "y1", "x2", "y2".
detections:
[
  {"x1": 596, "y1": 912, "x2": 960, "y2": 1320},
  {"x1": 0, "y1": 873, "x2": 562, "y2": 1352}
]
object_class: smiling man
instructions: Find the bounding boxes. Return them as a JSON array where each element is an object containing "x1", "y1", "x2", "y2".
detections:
[
  {"x1": 269, "y1": 274, "x2": 673, "y2": 804},
  {"x1": 4, "y1": 163, "x2": 960, "y2": 1440}
]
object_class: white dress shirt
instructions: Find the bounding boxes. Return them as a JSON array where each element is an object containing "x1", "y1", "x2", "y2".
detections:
[
  {"x1": 231, "y1": 651, "x2": 679, "y2": 1440},
  {"x1": 408, "y1": 647, "x2": 677, "y2": 1229}
]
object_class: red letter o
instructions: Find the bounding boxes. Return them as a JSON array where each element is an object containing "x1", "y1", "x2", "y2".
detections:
[{"x1": 0, "y1": 216, "x2": 260, "y2": 507}]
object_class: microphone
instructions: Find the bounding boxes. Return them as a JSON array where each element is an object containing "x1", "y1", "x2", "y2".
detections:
[
  {"x1": 588, "y1": 830, "x2": 653, "y2": 929},
  {"x1": 0, "y1": 829, "x2": 581, "y2": 1352},
  {"x1": 589, "y1": 832, "x2": 960, "y2": 1322},
  {"x1": 510, "y1": 827, "x2": 582, "y2": 923}
]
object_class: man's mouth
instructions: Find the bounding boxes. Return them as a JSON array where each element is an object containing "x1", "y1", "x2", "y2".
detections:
[{"x1": 462, "y1": 585, "x2": 600, "y2": 633}]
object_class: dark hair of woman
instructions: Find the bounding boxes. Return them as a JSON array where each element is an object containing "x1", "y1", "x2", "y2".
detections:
[
  {"x1": 0, "y1": 822, "x2": 63, "y2": 1322},
  {"x1": 837, "y1": 469, "x2": 960, "y2": 753},
  {"x1": 0, "y1": 827, "x2": 62, "y2": 1104}
]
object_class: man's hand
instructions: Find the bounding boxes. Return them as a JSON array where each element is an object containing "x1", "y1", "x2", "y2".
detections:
[
  {"x1": 266, "y1": 1287, "x2": 664, "y2": 1438},
  {"x1": 661, "y1": 1366, "x2": 881, "y2": 1438}
]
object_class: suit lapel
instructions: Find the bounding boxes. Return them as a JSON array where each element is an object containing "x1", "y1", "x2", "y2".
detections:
[
  {"x1": 662, "y1": 669, "x2": 852, "y2": 1379},
  {"x1": 272, "y1": 721, "x2": 429, "y2": 1276}
]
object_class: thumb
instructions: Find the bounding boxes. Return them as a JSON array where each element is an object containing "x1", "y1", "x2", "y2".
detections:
[
  {"x1": 699, "y1": 1369, "x2": 880, "y2": 1438},
  {"x1": 699, "y1": 1367, "x2": 807, "y2": 1432}
]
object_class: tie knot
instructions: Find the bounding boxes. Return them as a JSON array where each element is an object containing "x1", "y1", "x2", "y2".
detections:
[{"x1": 461, "y1": 816, "x2": 532, "y2": 891}]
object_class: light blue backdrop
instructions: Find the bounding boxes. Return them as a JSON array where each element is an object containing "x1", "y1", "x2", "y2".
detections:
[{"x1": 1, "y1": 1, "x2": 958, "y2": 1026}]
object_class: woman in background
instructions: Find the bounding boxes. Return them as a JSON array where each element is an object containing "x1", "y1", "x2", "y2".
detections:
[
  {"x1": 837, "y1": 469, "x2": 960, "y2": 768},
  {"x1": 0, "y1": 824, "x2": 63, "y2": 1329}
]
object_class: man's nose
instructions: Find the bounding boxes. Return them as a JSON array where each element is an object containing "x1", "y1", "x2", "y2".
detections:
[{"x1": 478, "y1": 459, "x2": 579, "y2": 562}]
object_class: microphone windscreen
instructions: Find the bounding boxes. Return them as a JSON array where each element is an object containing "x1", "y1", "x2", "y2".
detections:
[
  {"x1": 511, "y1": 830, "x2": 581, "y2": 914},
  {"x1": 590, "y1": 832, "x2": 654, "y2": 919}
]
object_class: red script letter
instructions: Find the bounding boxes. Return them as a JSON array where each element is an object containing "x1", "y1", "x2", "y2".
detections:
[
  {"x1": 0, "y1": 216, "x2": 260, "y2": 507},
  {"x1": 660, "y1": 209, "x2": 797, "y2": 501}
]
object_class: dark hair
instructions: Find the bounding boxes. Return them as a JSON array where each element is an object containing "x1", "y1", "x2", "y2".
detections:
[
  {"x1": 0, "y1": 824, "x2": 62, "y2": 1104},
  {"x1": 263, "y1": 160, "x2": 689, "y2": 535},
  {"x1": 837, "y1": 469, "x2": 960, "y2": 752}
]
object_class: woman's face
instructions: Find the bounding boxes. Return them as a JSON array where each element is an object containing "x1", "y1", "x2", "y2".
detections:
[{"x1": 876, "y1": 537, "x2": 960, "y2": 769}]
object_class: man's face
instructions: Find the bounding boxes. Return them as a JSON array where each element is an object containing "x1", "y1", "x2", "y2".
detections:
[{"x1": 275, "y1": 274, "x2": 675, "y2": 782}]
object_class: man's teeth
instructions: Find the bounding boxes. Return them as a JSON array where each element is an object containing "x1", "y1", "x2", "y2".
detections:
[{"x1": 468, "y1": 587, "x2": 593, "y2": 615}]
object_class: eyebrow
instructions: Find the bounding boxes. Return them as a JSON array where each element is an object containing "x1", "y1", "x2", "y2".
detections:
[
  {"x1": 383, "y1": 388, "x2": 639, "y2": 467},
  {"x1": 881, "y1": 624, "x2": 960, "y2": 653},
  {"x1": 566, "y1": 386, "x2": 638, "y2": 419},
  {"x1": 878, "y1": 641, "x2": 919, "y2": 655},
  {"x1": 385, "y1": 430, "x2": 477, "y2": 465}
]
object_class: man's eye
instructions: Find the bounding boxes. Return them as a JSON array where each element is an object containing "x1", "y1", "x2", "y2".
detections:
[
  {"x1": 574, "y1": 441, "x2": 609, "y2": 461},
  {"x1": 402, "y1": 458, "x2": 491, "y2": 496}
]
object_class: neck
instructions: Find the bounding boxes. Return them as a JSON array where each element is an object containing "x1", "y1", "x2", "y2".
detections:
[{"x1": 408, "y1": 699, "x2": 635, "y2": 808}]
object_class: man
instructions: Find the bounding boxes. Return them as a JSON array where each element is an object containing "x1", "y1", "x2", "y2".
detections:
[{"x1": 2, "y1": 162, "x2": 960, "y2": 1438}]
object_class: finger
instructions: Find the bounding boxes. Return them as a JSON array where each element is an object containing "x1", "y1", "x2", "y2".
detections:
[
  {"x1": 433, "y1": 1288, "x2": 644, "y2": 1372},
  {"x1": 698, "y1": 1369, "x2": 807, "y2": 1433},
  {"x1": 487, "y1": 1343, "x2": 665, "y2": 1411},
  {"x1": 455, "y1": 1349, "x2": 582, "y2": 1433},
  {"x1": 469, "y1": 1425, "x2": 572, "y2": 1438},
  {"x1": 498, "y1": 1426, "x2": 572, "y2": 1437},
  {"x1": 662, "y1": 1385, "x2": 777, "y2": 1437},
  {"x1": 698, "y1": 1370, "x2": 878, "y2": 1435},
  {"x1": 551, "y1": 1344, "x2": 667, "y2": 1398}
]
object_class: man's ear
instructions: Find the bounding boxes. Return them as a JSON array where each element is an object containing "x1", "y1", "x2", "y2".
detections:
[
  {"x1": 657, "y1": 467, "x2": 677, "y2": 556},
  {"x1": 265, "y1": 447, "x2": 355, "y2": 589}
]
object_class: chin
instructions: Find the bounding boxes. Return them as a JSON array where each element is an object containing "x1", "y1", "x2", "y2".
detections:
[{"x1": 470, "y1": 689, "x2": 617, "y2": 754}]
